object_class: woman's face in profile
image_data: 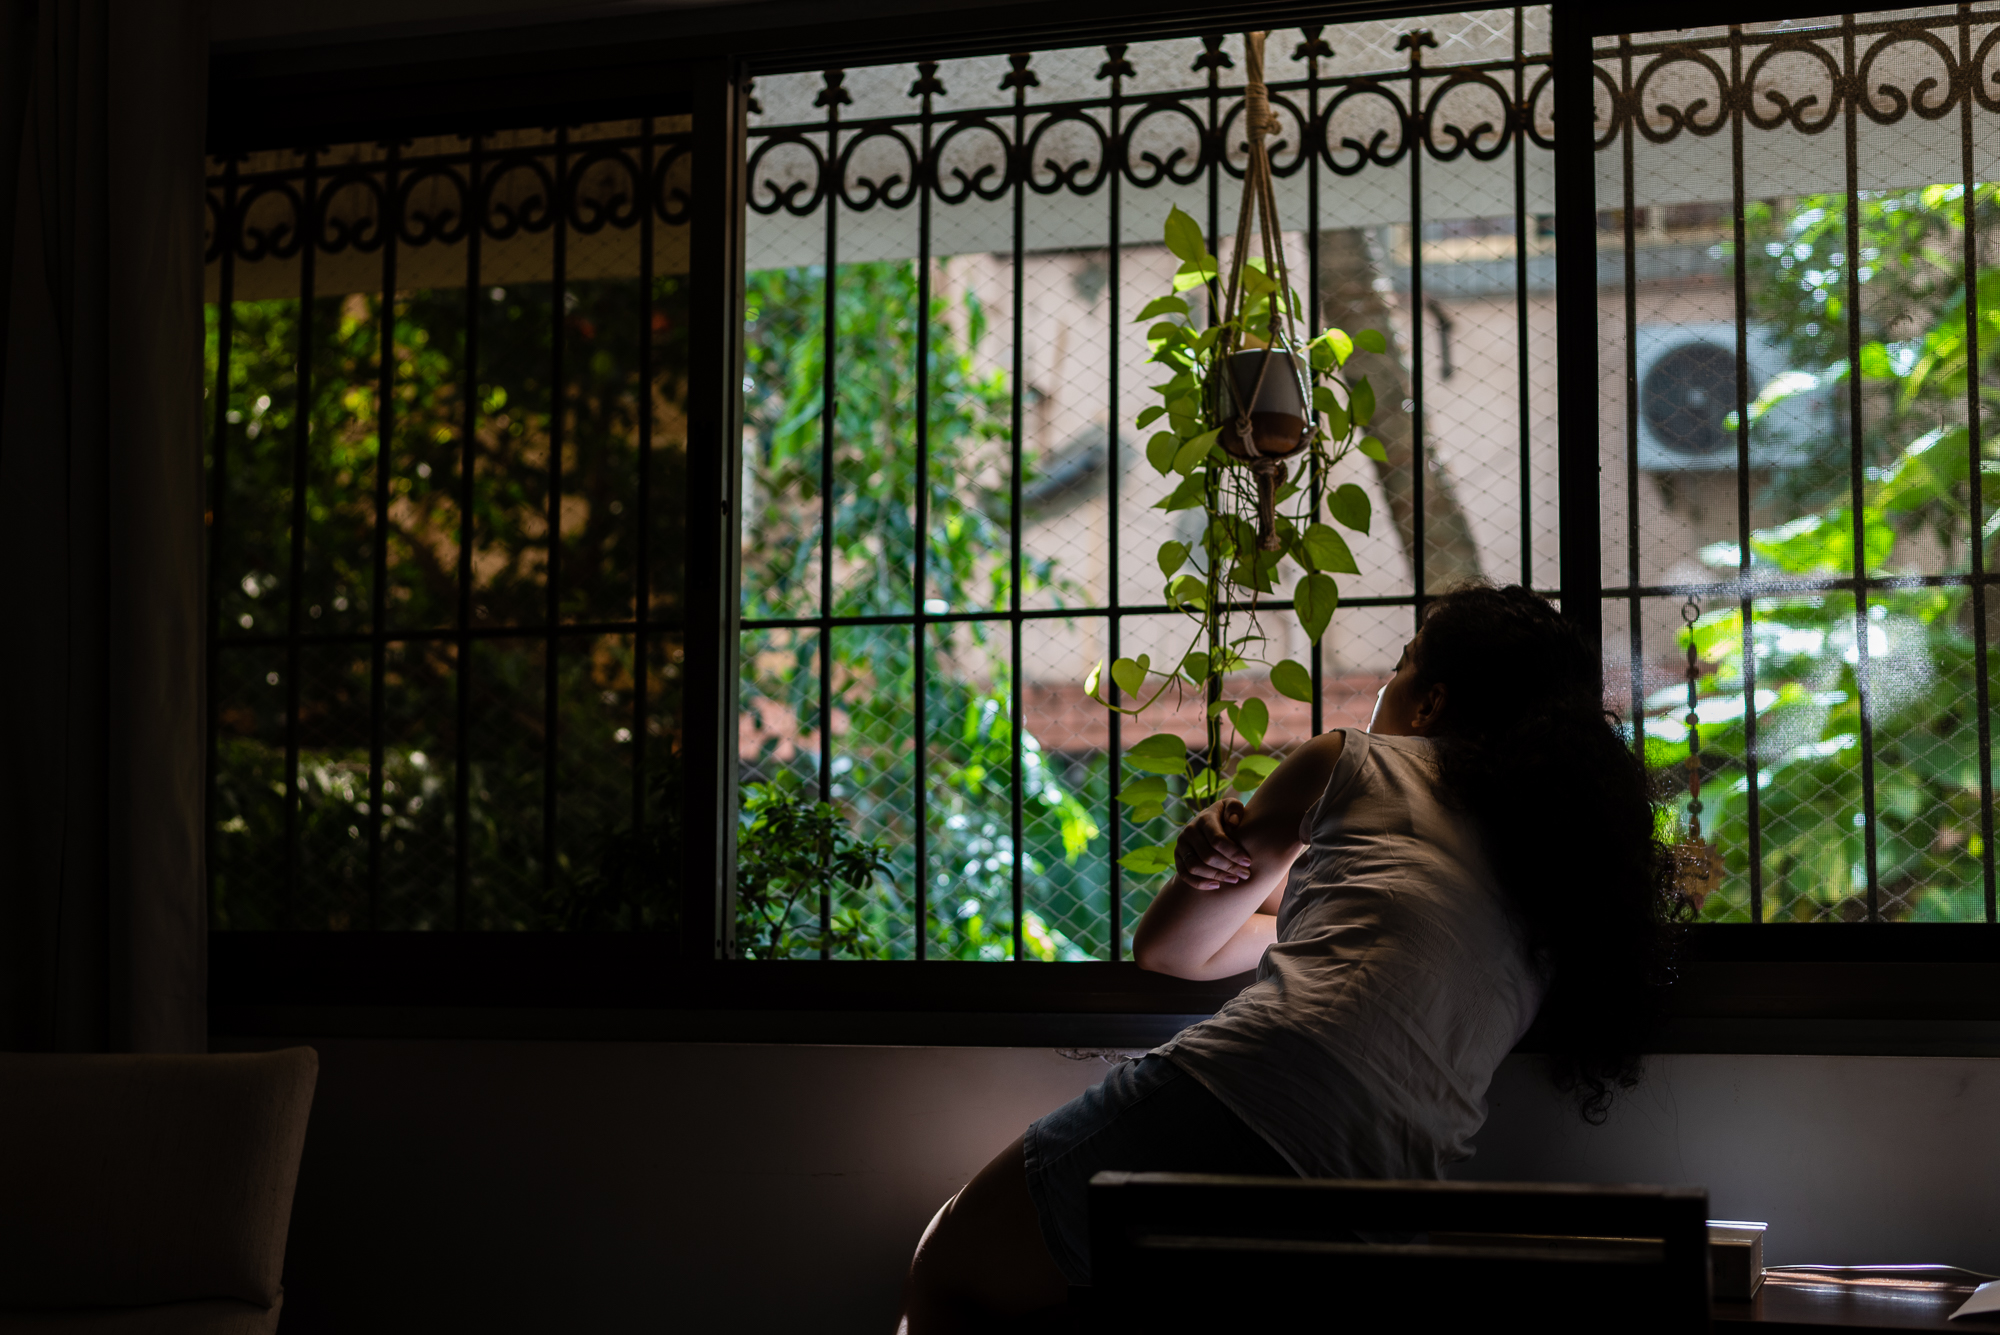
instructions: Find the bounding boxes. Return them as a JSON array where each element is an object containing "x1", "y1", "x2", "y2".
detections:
[{"x1": 1369, "y1": 637, "x2": 1445, "y2": 737}]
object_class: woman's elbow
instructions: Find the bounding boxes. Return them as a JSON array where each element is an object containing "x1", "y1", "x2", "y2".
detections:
[
  {"x1": 1129, "y1": 927, "x2": 1182, "y2": 977},
  {"x1": 1130, "y1": 932, "x2": 1208, "y2": 980}
]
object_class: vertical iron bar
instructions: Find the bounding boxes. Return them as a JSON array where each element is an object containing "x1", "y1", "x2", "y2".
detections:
[
  {"x1": 1841, "y1": 13, "x2": 1882, "y2": 919},
  {"x1": 206, "y1": 160, "x2": 238, "y2": 925},
  {"x1": 1408, "y1": 34, "x2": 1428, "y2": 622},
  {"x1": 1621, "y1": 36, "x2": 1644, "y2": 763},
  {"x1": 685, "y1": 60, "x2": 751, "y2": 959},
  {"x1": 1553, "y1": 5, "x2": 1605, "y2": 648},
  {"x1": 1206, "y1": 36, "x2": 1221, "y2": 290},
  {"x1": 1960, "y1": 4, "x2": 1998, "y2": 923},
  {"x1": 1106, "y1": 47, "x2": 1127, "y2": 960},
  {"x1": 1730, "y1": 25, "x2": 1765, "y2": 923},
  {"x1": 1201, "y1": 37, "x2": 1224, "y2": 805},
  {"x1": 820, "y1": 77, "x2": 840, "y2": 954},
  {"x1": 456, "y1": 135, "x2": 483, "y2": 932},
  {"x1": 1010, "y1": 61, "x2": 1029, "y2": 962},
  {"x1": 284, "y1": 150, "x2": 317, "y2": 929},
  {"x1": 1514, "y1": 7, "x2": 1533, "y2": 588},
  {"x1": 914, "y1": 69, "x2": 935, "y2": 960},
  {"x1": 634, "y1": 119, "x2": 655, "y2": 887},
  {"x1": 367, "y1": 145, "x2": 399, "y2": 931},
  {"x1": 1307, "y1": 31, "x2": 1326, "y2": 738},
  {"x1": 545, "y1": 128, "x2": 569, "y2": 913}
]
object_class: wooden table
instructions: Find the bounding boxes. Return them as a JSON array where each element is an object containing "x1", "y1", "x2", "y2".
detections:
[{"x1": 1716, "y1": 1272, "x2": 2000, "y2": 1331}]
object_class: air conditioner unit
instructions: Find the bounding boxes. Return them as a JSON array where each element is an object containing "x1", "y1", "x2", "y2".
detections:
[{"x1": 1635, "y1": 323, "x2": 1830, "y2": 471}]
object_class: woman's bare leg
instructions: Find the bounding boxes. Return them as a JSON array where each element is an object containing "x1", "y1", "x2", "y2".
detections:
[{"x1": 897, "y1": 1135, "x2": 1070, "y2": 1333}]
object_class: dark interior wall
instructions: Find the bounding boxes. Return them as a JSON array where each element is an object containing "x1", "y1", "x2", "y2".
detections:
[
  {"x1": 219, "y1": 1038, "x2": 1109, "y2": 1333},
  {"x1": 216, "y1": 1037, "x2": 2000, "y2": 1334},
  {"x1": 208, "y1": 0, "x2": 739, "y2": 46},
  {"x1": 1460, "y1": 1053, "x2": 2000, "y2": 1273}
]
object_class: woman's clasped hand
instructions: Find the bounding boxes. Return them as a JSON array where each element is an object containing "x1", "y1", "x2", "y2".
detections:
[{"x1": 1175, "y1": 799, "x2": 1251, "y2": 890}]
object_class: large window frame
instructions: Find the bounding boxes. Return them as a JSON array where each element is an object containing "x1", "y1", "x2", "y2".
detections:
[{"x1": 205, "y1": 0, "x2": 2000, "y2": 1051}]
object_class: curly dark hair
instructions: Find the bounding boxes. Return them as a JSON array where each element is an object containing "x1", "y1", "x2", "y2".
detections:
[{"x1": 1408, "y1": 583, "x2": 1683, "y2": 1123}]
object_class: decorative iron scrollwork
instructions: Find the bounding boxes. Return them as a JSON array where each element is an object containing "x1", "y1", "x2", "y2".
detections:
[
  {"x1": 206, "y1": 123, "x2": 694, "y2": 268},
  {"x1": 1599, "y1": 12, "x2": 2000, "y2": 147},
  {"x1": 744, "y1": 27, "x2": 1558, "y2": 218}
]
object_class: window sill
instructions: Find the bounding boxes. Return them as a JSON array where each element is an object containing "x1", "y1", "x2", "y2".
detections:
[{"x1": 208, "y1": 926, "x2": 2000, "y2": 1053}]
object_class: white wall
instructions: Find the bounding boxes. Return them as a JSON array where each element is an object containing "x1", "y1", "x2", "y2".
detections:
[{"x1": 229, "y1": 1037, "x2": 2000, "y2": 1334}]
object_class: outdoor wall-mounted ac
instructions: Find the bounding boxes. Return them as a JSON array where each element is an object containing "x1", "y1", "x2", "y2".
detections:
[{"x1": 1635, "y1": 323, "x2": 1829, "y2": 471}]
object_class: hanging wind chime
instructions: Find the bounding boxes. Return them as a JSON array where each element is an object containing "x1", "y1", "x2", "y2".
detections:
[{"x1": 1205, "y1": 30, "x2": 1313, "y2": 551}]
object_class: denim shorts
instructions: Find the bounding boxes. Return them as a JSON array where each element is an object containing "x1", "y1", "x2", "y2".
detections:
[{"x1": 1020, "y1": 1054, "x2": 1297, "y2": 1286}]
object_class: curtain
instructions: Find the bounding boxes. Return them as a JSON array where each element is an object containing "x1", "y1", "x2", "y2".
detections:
[{"x1": 0, "y1": 0, "x2": 210, "y2": 1052}]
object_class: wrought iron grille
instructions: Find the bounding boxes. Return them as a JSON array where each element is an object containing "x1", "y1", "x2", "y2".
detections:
[
  {"x1": 199, "y1": 3, "x2": 2000, "y2": 948},
  {"x1": 1595, "y1": 10, "x2": 2000, "y2": 924},
  {"x1": 203, "y1": 121, "x2": 693, "y2": 931},
  {"x1": 736, "y1": 10, "x2": 1559, "y2": 960}
]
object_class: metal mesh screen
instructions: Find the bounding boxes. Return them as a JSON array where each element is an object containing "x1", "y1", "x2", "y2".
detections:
[
  {"x1": 1596, "y1": 10, "x2": 2000, "y2": 924},
  {"x1": 738, "y1": 11, "x2": 1559, "y2": 959},
  {"x1": 204, "y1": 121, "x2": 693, "y2": 931}
]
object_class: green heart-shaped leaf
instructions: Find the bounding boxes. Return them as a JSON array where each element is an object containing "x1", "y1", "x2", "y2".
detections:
[
  {"x1": 1157, "y1": 540, "x2": 1189, "y2": 577},
  {"x1": 1227, "y1": 697, "x2": 1270, "y2": 750},
  {"x1": 1329, "y1": 483, "x2": 1372, "y2": 535},
  {"x1": 1303, "y1": 522, "x2": 1359, "y2": 575},
  {"x1": 1355, "y1": 328, "x2": 1387, "y2": 354},
  {"x1": 1357, "y1": 435, "x2": 1388, "y2": 462},
  {"x1": 1296, "y1": 572, "x2": 1339, "y2": 642},
  {"x1": 1173, "y1": 429, "x2": 1219, "y2": 475},
  {"x1": 1168, "y1": 574, "x2": 1208, "y2": 609},
  {"x1": 1232, "y1": 753, "x2": 1281, "y2": 792},
  {"x1": 1118, "y1": 843, "x2": 1177, "y2": 875},
  {"x1": 1135, "y1": 295, "x2": 1189, "y2": 322},
  {"x1": 1156, "y1": 473, "x2": 1207, "y2": 512},
  {"x1": 1118, "y1": 775, "x2": 1168, "y2": 805},
  {"x1": 1111, "y1": 656, "x2": 1148, "y2": 698},
  {"x1": 1271, "y1": 658, "x2": 1314, "y2": 702},
  {"x1": 1125, "y1": 733, "x2": 1189, "y2": 777},
  {"x1": 1350, "y1": 376, "x2": 1376, "y2": 427},
  {"x1": 1163, "y1": 206, "x2": 1206, "y2": 264},
  {"x1": 1146, "y1": 431, "x2": 1179, "y2": 474}
]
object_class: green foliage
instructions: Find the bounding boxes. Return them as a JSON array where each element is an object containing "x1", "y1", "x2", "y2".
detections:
[
  {"x1": 1085, "y1": 206, "x2": 1385, "y2": 872},
  {"x1": 207, "y1": 274, "x2": 689, "y2": 931},
  {"x1": 739, "y1": 260, "x2": 1101, "y2": 959},
  {"x1": 1678, "y1": 184, "x2": 2000, "y2": 921},
  {"x1": 736, "y1": 773, "x2": 893, "y2": 959},
  {"x1": 544, "y1": 751, "x2": 683, "y2": 932}
]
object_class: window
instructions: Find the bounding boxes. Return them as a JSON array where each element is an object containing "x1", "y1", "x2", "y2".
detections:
[
  {"x1": 1592, "y1": 12, "x2": 2000, "y2": 923},
  {"x1": 204, "y1": 122, "x2": 693, "y2": 932},
  {"x1": 736, "y1": 12, "x2": 1559, "y2": 959},
  {"x1": 203, "y1": 4, "x2": 2000, "y2": 1035}
]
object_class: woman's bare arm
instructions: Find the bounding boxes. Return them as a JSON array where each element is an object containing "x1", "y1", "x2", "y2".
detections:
[{"x1": 1130, "y1": 731, "x2": 1346, "y2": 980}]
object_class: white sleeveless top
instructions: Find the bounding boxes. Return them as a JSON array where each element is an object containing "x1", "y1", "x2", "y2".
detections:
[{"x1": 1155, "y1": 728, "x2": 1545, "y2": 1180}]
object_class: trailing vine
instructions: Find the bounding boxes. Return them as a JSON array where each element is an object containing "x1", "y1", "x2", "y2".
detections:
[{"x1": 1088, "y1": 198, "x2": 1385, "y2": 879}]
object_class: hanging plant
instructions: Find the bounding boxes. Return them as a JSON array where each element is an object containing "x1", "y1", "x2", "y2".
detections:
[{"x1": 1086, "y1": 30, "x2": 1387, "y2": 878}]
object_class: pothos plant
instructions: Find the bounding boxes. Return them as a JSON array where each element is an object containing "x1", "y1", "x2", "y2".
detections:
[{"x1": 1086, "y1": 204, "x2": 1387, "y2": 879}]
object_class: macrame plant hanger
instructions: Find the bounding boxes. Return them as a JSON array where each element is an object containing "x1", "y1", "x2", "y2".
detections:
[
  {"x1": 1209, "y1": 29, "x2": 1314, "y2": 551},
  {"x1": 1676, "y1": 596, "x2": 1724, "y2": 909}
]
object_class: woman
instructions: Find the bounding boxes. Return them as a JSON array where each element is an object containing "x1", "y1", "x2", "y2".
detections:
[{"x1": 897, "y1": 585, "x2": 1680, "y2": 1332}]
